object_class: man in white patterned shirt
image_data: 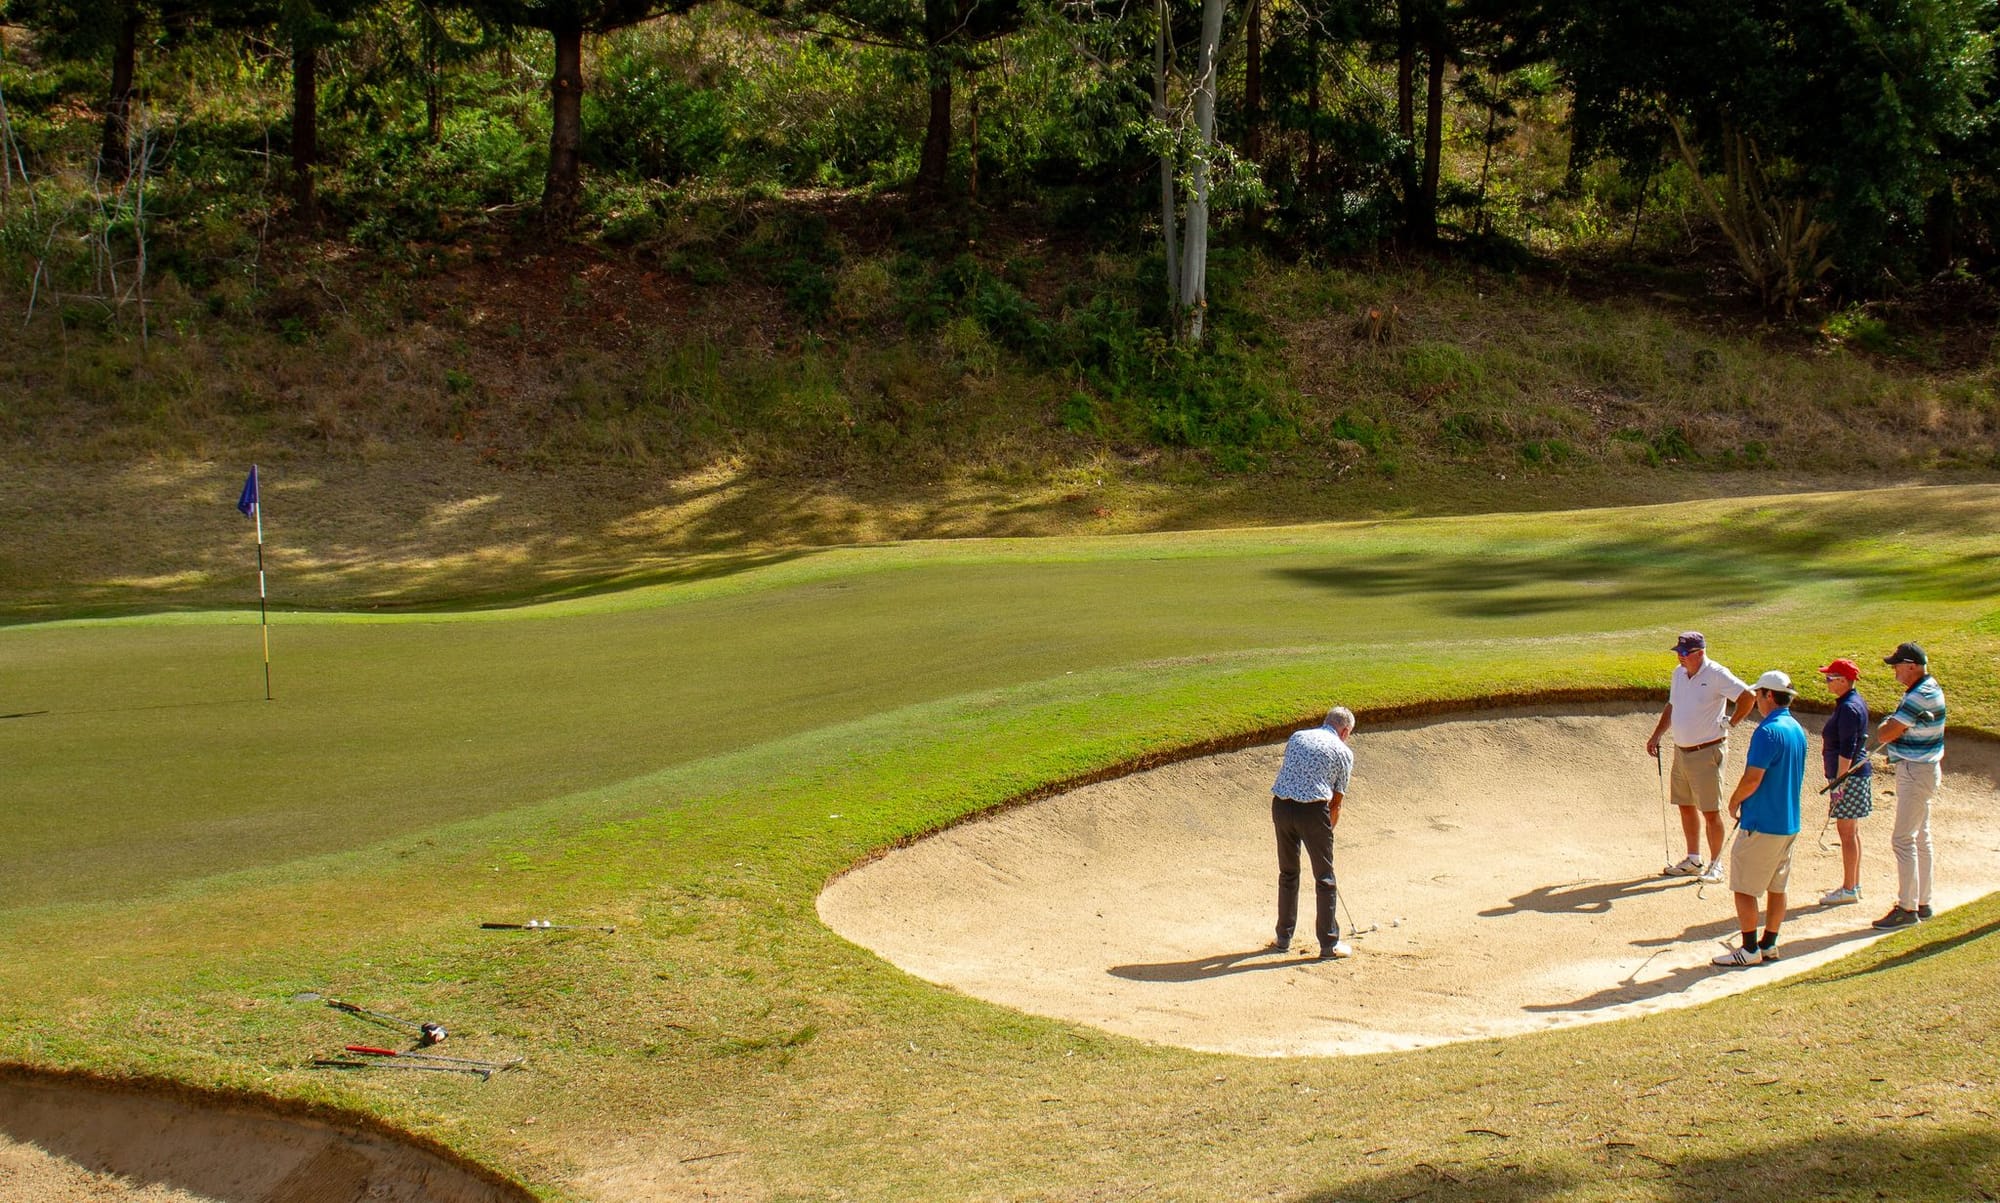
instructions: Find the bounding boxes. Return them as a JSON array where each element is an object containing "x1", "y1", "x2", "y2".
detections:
[{"x1": 1268, "y1": 706, "x2": 1356, "y2": 960}]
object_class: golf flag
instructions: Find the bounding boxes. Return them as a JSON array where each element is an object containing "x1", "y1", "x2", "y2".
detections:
[{"x1": 238, "y1": 464, "x2": 272, "y2": 701}]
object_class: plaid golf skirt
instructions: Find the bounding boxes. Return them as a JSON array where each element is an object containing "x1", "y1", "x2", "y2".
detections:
[{"x1": 1829, "y1": 773, "x2": 1874, "y2": 820}]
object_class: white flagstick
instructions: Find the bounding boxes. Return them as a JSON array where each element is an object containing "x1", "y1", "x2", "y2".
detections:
[{"x1": 247, "y1": 464, "x2": 271, "y2": 701}]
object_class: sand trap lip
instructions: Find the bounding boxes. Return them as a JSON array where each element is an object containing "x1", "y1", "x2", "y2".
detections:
[
  {"x1": 0, "y1": 1067, "x2": 533, "y2": 1203},
  {"x1": 820, "y1": 703, "x2": 2000, "y2": 1057}
]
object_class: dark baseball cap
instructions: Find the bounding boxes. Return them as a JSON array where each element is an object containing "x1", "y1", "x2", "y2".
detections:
[
  {"x1": 1884, "y1": 641, "x2": 1927, "y2": 667},
  {"x1": 1672, "y1": 632, "x2": 1706, "y2": 654}
]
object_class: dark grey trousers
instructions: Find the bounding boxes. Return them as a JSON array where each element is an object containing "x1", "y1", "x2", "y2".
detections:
[{"x1": 1272, "y1": 797, "x2": 1338, "y2": 949}]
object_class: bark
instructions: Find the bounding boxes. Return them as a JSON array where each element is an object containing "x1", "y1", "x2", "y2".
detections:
[
  {"x1": 1179, "y1": 0, "x2": 1227, "y2": 342},
  {"x1": 1243, "y1": 0, "x2": 1261, "y2": 162},
  {"x1": 291, "y1": 37, "x2": 317, "y2": 221},
  {"x1": 541, "y1": 21, "x2": 585, "y2": 227},
  {"x1": 915, "y1": 0, "x2": 959, "y2": 195},
  {"x1": 1305, "y1": 20, "x2": 1320, "y2": 192},
  {"x1": 99, "y1": 1, "x2": 139, "y2": 182},
  {"x1": 1394, "y1": 4, "x2": 1416, "y2": 237},
  {"x1": 1155, "y1": 0, "x2": 1179, "y2": 318},
  {"x1": 1415, "y1": 35, "x2": 1443, "y2": 245}
]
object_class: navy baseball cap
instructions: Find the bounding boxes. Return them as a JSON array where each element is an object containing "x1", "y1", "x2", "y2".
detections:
[
  {"x1": 1672, "y1": 632, "x2": 1706, "y2": 654},
  {"x1": 1884, "y1": 641, "x2": 1927, "y2": 667}
]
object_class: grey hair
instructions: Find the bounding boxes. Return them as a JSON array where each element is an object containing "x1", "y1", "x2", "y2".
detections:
[{"x1": 1324, "y1": 706, "x2": 1356, "y2": 735}]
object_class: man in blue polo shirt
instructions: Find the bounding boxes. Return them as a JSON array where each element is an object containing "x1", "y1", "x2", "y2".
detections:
[
  {"x1": 1872, "y1": 642, "x2": 1948, "y2": 930},
  {"x1": 1713, "y1": 671, "x2": 1807, "y2": 967}
]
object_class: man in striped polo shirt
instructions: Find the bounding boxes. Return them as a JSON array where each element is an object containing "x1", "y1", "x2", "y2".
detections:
[{"x1": 1872, "y1": 642, "x2": 1947, "y2": 930}]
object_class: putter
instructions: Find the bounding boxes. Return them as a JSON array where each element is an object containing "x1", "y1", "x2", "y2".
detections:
[
  {"x1": 345, "y1": 1044, "x2": 525, "y2": 1072},
  {"x1": 297, "y1": 994, "x2": 447, "y2": 1045},
  {"x1": 481, "y1": 921, "x2": 617, "y2": 933},
  {"x1": 314, "y1": 1058, "x2": 490, "y2": 1081}
]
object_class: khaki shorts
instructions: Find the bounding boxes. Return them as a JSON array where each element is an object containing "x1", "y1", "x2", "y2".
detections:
[
  {"x1": 1729, "y1": 830, "x2": 1797, "y2": 896},
  {"x1": 1671, "y1": 741, "x2": 1727, "y2": 813}
]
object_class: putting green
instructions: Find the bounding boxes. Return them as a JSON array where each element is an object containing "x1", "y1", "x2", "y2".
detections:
[{"x1": 3, "y1": 485, "x2": 1999, "y2": 1201}]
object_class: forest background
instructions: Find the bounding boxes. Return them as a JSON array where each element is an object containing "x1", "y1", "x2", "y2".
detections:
[{"x1": 2, "y1": 0, "x2": 1999, "y2": 591}]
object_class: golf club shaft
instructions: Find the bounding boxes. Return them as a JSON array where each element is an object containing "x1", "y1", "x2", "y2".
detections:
[
  {"x1": 480, "y1": 922, "x2": 617, "y2": 932},
  {"x1": 328, "y1": 1000, "x2": 420, "y2": 1032},
  {"x1": 314, "y1": 1058, "x2": 489, "y2": 1080},
  {"x1": 345, "y1": 1044, "x2": 522, "y2": 1069},
  {"x1": 1819, "y1": 746, "x2": 1881, "y2": 795}
]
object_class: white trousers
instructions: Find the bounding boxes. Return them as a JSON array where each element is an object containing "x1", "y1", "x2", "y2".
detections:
[{"x1": 1891, "y1": 759, "x2": 1941, "y2": 911}]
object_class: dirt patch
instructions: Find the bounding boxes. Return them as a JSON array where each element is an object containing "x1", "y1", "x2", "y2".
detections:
[
  {"x1": 0, "y1": 1071, "x2": 532, "y2": 1203},
  {"x1": 820, "y1": 703, "x2": 2000, "y2": 1056}
]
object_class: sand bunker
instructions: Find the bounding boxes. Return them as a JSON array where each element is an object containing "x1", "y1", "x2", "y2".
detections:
[
  {"x1": 0, "y1": 1072, "x2": 531, "y2": 1203},
  {"x1": 820, "y1": 704, "x2": 2000, "y2": 1056}
]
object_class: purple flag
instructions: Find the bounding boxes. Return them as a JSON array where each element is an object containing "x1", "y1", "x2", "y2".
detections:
[{"x1": 237, "y1": 466, "x2": 259, "y2": 517}]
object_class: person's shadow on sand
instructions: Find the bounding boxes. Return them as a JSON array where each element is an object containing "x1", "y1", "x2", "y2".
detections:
[
  {"x1": 1524, "y1": 925, "x2": 1880, "y2": 1012},
  {"x1": 1479, "y1": 873, "x2": 1693, "y2": 917},
  {"x1": 1108, "y1": 948, "x2": 1329, "y2": 983}
]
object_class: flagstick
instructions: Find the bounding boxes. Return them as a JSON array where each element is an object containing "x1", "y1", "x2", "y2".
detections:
[{"x1": 254, "y1": 469, "x2": 271, "y2": 702}]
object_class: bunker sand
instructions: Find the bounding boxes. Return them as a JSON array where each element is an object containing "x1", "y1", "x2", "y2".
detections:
[{"x1": 820, "y1": 704, "x2": 2000, "y2": 1056}]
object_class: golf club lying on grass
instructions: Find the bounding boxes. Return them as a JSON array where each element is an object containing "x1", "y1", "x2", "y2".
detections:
[
  {"x1": 292, "y1": 993, "x2": 447, "y2": 1045},
  {"x1": 314, "y1": 1057, "x2": 491, "y2": 1081},
  {"x1": 481, "y1": 920, "x2": 617, "y2": 933},
  {"x1": 345, "y1": 1044, "x2": 526, "y2": 1072}
]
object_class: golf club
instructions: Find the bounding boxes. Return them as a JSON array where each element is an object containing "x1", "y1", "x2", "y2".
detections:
[
  {"x1": 313, "y1": 1058, "x2": 489, "y2": 1081},
  {"x1": 1655, "y1": 747, "x2": 1673, "y2": 869},
  {"x1": 345, "y1": 1044, "x2": 526, "y2": 1072},
  {"x1": 481, "y1": 921, "x2": 617, "y2": 933},
  {"x1": 1337, "y1": 889, "x2": 1376, "y2": 939},
  {"x1": 303, "y1": 995, "x2": 447, "y2": 1045},
  {"x1": 1819, "y1": 745, "x2": 1882, "y2": 795}
]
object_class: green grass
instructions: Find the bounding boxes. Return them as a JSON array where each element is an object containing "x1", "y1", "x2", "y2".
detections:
[{"x1": 4, "y1": 485, "x2": 2000, "y2": 1200}]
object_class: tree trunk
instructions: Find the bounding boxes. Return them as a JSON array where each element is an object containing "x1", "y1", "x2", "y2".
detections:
[
  {"x1": 292, "y1": 36, "x2": 318, "y2": 222},
  {"x1": 915, "y1": 0, "x2": 957, "y2": 195},
  {"x1": 917, "y1": 67, "x2": 952, "y2": 194},
  {"x1": 1179, "y1": 0, "x2": 1228, "y2": 343},
  {"x1": 1395, "y1": 4, "x2": 1417, "y2": 239},
  {"x1": 1244, "y1": 0, "x2": 1262, "y2": 162},
  {"x1": 1305, "y1": 20, "x2": 1320, "y2": 193},
  {"x1": 1416, "y1": 36, "x2": 1443, "y2": 245},
  {"x1": 423, "y1": 10, "x2": 444, "y2": 142},
  {"x1": 99, "y1": 0, "x2": 139, "y2": 182},
  {"x1": 541, "y1": 21, "x2": 585, "y2": 228},
  {"x1": 1155, "y1": 0, "x2": 1180, "y2": 319}
]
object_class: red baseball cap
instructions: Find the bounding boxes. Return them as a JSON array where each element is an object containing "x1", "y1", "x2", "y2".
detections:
[{"x1": 1817, "y1": 658, "x2": 1860, "y2": 681}]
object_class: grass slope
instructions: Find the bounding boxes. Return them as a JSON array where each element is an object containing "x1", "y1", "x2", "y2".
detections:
[{"x1": 2, "y1": 486, "x2": 1999, "y2": 1200}]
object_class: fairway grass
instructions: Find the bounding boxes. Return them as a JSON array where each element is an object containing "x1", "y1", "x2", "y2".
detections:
[{"x1": 3, "y1": 486, "x2": 2000, "y2": 1200}]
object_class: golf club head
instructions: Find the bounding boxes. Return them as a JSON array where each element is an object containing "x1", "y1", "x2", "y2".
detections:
[{"x1": 419, "y1": 1022, "x2": 447, "y2": 1046}]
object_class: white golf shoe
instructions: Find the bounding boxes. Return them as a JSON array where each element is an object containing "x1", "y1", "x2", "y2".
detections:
[{"x1": 1663, "y1": 854, "x2": 1704, "y2": 877}]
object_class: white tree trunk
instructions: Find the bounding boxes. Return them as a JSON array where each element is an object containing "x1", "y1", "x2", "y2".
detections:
[
  {"x1": 1155, "y1": 0, "x2": 1180, "y2": 319},
  {"x1": 1179, "y1": 0, "x2": 1227, "y2": 342}
]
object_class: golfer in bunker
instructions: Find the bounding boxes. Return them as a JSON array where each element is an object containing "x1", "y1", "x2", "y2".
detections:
[
  {"x1": 1267, "y1": 706, "x2": 1355, "y2": 960},
  {"x1": 1646, "y1": 632, "x2": 1757, "y2": 882},
  {"x1": 1713, "y1": 670, "x2": 1808, "y2": 967}
]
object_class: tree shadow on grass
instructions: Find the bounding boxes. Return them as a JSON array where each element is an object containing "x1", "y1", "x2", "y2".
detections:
[
  {"x1": 1811, "y1": 915, "x2": 2000, "y2": 983},
  {"x1": 1272, "y1": 493, "x2": 2000, "y2": 619},
  {"x1": 1296, "y1": 1125, "x2": 2000, "y2": 1202}
]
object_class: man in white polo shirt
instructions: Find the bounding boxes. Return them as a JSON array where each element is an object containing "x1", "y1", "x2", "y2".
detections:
[{"x1": 1645, "y1": 632, "x2": 1757, "y2": 882}]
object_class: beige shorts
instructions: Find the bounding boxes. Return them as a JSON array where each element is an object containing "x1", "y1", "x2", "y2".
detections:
[
  {"x1": 1671, "y1": 741, "x2": 1727, "y2": 813},
  {"x1": 1729, "y1": 830, "x2": 1797, "y2": 896}
]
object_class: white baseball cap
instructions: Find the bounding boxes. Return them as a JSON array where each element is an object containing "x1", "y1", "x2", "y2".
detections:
[{"x1": 1754, "y1": 670, "x2": 1793, "y2": 693}]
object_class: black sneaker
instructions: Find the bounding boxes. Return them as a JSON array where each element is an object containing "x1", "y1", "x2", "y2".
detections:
[
  {"x1": 1872, "y1": 906, "x2": 1920, "y2": 930},
  {"x1": 1917, "y1": 904, "x2": 1934, "y2": 920}
]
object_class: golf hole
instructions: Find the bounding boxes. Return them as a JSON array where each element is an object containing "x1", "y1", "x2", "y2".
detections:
[
  {"x1": 820, "y1": 702, "x2": 2000, "y2": 1056},
  {"x1": 0, "y1": 1069, "x2": 533, "y2": 1203}
]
